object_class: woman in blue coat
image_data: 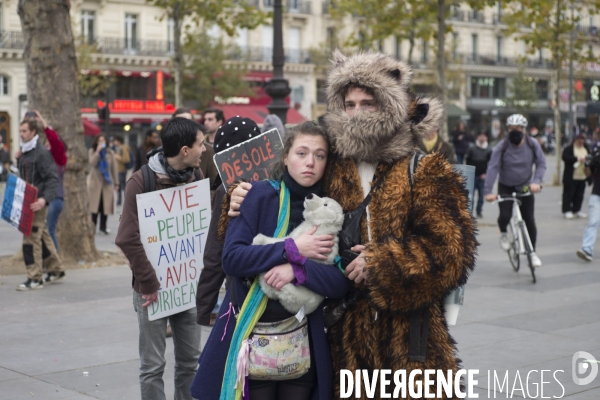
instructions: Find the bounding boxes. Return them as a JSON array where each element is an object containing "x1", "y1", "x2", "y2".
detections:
[{"x1": 191, "y1": 121, "x2": 349, "y2": 400}]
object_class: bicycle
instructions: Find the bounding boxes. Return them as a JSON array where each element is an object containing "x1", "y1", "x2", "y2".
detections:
[{"x1": 495, "y1": 192, "x2": 537, "y2": 283}]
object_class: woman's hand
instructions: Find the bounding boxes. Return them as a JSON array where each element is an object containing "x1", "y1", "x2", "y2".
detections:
[
  {"x1": 294, "y1": 226, "x2": 334, "y2": 261},
  {"x1": 346, "y1": 245, "x2": 368, "y2": 283},
  {"x1": 264, "y1": 263, "x2": 295, "y2": 290},
  {"x1": 228, "y1": 182, "x2": 252, "y2": 217}
]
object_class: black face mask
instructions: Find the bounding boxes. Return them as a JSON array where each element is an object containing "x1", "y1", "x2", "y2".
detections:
[{"x1": 508, "y1": 130, "x2": 524, "y2": 145}]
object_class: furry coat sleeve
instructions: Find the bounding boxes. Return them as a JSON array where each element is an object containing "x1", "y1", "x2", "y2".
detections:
[{"x1": 364, "y1": 153, "x2": 477, "y2": 313}]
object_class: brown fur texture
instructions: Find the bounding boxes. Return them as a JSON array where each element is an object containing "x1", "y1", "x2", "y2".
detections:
[
  {"x1": 324, "y1": 50, "x2": 444, "y2": 164},
  {"x1": 324, "y1": 154, "x2": 477, "y2": 399},
  {"x1": 322, "y1": 51, "x2": 477, "y2": 399},
  {"x1": 217, "y1": 185, "x2": 236, "y2": 243}
]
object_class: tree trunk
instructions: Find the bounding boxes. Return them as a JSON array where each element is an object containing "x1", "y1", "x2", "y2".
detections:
[
  {"x1": 18, "y1": 0, "x2": 99, "y2": 261},
  {"x1": 173, "y1": 3, "x2": 184, "y2": 108},
  {"x1": 552, "y1": 69, "x2": 563, "y2": 186},
  {"x1": 552, "y1": 0, "x2": 563, "y2": 186},
  {"x1": 436, "y1": 0, "x2": 449, "y2": 141}
]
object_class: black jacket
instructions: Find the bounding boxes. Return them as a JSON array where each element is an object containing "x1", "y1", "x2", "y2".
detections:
[
  {"x1": 466, "y1": 144, "x2": 492, "y2": 177},
  {"x1": 196, "y1": 184, "x2": 231, "y2": 325},
  {"x1": 562, "y1": 143, "x2": 591, "y2": 184},
  {"x1": 18, "y1": 141, "x2": 58, "y2": 204},
  {"x1": 451, "y1": 129, "x2": 474, "y2": 156}
]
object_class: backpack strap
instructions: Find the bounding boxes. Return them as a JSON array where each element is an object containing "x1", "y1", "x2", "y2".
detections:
[
  {"x1": 501, "y1": 136, "x2": 537, "y2": 169},
  {"x1": 409, "y1": 152, "x2": 424, "y2": 187},
  {"x1": 407, "y1": 151, "x2": 430, "y2": 362},
  {"x1": 141, "y1": 164, "x2": 156, "y2": 193}
]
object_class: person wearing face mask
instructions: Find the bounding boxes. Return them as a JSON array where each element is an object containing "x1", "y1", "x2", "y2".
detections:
[
  {"x1": 466, "y1": 131, "x2": 492, "y2": 218},
  {"x1": 484, "y1": 114, "x2": 547, "y2": 268}
]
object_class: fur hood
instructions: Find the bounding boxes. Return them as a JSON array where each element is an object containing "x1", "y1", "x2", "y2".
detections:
[{"x1": 324, "y1": 50, "x2": 444, "y2": 163}]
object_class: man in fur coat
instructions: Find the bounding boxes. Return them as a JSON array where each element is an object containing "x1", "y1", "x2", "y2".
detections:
[{"x1": 228, "y1": 50, "x2": 477, "y2": 399}]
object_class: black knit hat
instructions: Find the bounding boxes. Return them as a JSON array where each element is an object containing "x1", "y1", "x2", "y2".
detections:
[{"x1": 214, "y1": 115, "x2": 260, "y2": 154}]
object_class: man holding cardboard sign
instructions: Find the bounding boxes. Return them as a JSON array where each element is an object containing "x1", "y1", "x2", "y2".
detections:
[{"x1": 116, "y1": 117, "x2": 210, "y2": 400}]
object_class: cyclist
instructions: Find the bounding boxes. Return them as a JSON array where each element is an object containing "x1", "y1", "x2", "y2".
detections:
[{"x1": 484, "y1": 114, "x2": 546, "y2": 267}]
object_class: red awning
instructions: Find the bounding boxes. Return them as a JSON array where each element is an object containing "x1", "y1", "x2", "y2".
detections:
[
  {"x1": 219, "y1": 105, "x2": 306, "y2": 125},
  {"x1": 83, "y1": 118, "x2": 101, "y2": 136}
]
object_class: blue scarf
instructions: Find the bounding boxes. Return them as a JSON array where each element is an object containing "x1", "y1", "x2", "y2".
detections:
[
  {"x1": 219, "y1": 180, "x2": 290, "y2": 400},
  {"x1": 98, "y1": 149, "x2": 112, "y2": 184}
]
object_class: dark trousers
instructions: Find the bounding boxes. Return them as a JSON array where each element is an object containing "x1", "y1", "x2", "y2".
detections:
[
  {"x1": 91, "y1": 195, "x2": 107, "y2": 231},
  {"x1": 474, "y1": 176, "x2": 485, "y2": 215},
  {"x1": 497, "y1": 182, "x2": 537, "y2": 249},
  {"x1": 562, "y1": 179, "x2": 586, "y2": 213},
  {"x1": 117, "y1": 171, "x2": 127, "y2": 205},
  {"x1": 456, "y1": 153, "x2": 465, "y2": 164}
]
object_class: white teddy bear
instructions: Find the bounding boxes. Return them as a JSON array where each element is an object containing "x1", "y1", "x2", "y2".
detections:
[{"x1": 252, "y1": 194, "x2": 344, "y2": 314}]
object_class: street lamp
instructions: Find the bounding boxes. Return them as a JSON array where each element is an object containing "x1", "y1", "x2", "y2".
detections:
[{"x1": 265, "y1": 0, "x2": 291, "y2": 125}]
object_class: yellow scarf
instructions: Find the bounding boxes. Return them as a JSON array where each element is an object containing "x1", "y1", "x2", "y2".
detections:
[{"x1": 423, "y1": 133, "x2": 438, "y2": 153}]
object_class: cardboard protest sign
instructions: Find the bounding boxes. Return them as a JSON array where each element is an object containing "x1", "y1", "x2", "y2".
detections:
[
  {"x1": 1, "y1": 174, "x2": 38, "y2": 236},
  {"x1": 213, "y1": 128, "x2": 284, "y2": 189},
  {"x1": 136, "y1": 178, "x2": 211, "y2": 321}
]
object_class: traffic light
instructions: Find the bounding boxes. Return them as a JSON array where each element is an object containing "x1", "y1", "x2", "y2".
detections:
[{"x1": 97, "y1": 106, "x2": 110, "y2": 121}]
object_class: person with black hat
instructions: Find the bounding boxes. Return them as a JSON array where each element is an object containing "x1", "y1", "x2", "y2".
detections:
[{"x1": 194, "y1": 116, "x2": 261, "y2": 344}]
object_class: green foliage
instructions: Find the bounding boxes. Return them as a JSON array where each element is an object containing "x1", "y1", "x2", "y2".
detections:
[
  {"x1": 75, "y1": 39, "x2": 115, "y2": 97},
  {"x1": 505, "y1": 64, "x2": 539, "y2": 114},
  {"x1": 329, "y1": 0, "x2": 436, "y2": 52},
  {"x1": 179, "y1": 28, "x2": 254, "y2": 108},
  {"x1": 146, "y1": 0, "x2": 269, "y2": 36}
]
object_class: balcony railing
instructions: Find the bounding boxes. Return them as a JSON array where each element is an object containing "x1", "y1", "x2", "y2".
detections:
[
  {"x1": 228, "y1": 46, "x2": 312, "y2": 63},
  {"x1": 94, "y1": 37, "x2": 172, "y2": 56},
  {"x1": 0, "y1": 31, "x2": 24, "y2": 49},
  {"x1": 449, "y1": 9, "x2": 465, "y2": 21},
  {"x1": 287, "y1": 0, "x2": 311, "y2": 14},
  {"x1": 453, "y1": 52, "x2": 554, "y2": 69},
  {"x1": 576, "y1": 25, "x2": 599, "y2": 38},
  {"x1": 262, "y1": 0, "x2": 311, "y2": 14},
  {"x1": 467, "y1": 10, "x2": 485, "y2": 23}
]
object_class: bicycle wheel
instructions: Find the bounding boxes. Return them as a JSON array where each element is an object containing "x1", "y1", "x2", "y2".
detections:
[
  {"x1": 521, "y1": 224, "x2": 537, "y2": 283},
  {"x1": 507, "y1": 225, "x2": 520, "y2": 272}
]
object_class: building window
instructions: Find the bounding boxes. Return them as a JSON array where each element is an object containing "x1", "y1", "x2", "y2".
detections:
[
  {"x1": 496, "y1": 36, "x2": 503, "y2": 62},
  {"x1": 538, "y1": 48, "x2": 544, "y2": 63},
  {"x1": 395, "y1": 35, "x2": 401, "y2": 60},
  {"x1": 0, "y1": 75, "x2": 9, "y2": 95},
  {"x1": 470, "y1": 77, "x2": 505, "y2": 98},
  {"x1": 124, "y1": 14, "x2": 138, "y2": 54},
  {"x1": 0, "y1": 2, "x2": 3, "y2": 33},
  {"x1": 536, "y1": 79, "x2": 549, "y2": 99},
  {"x1": 262, "y1": 25, "x2": 273, "y2": 61},
  {"x1": 288, "y1": 27, "x2": 301, "y2": 63},
  {"x1": 115, "y1": 76, "x2": 147, "y2": 99},
  {"x1": 421, "y1": 38, "x2": 428, "y2": 64},
  {"x1": 452, "y1": 32, "x2": 459, "y2": 60},
  {"x1": 167, "y1": 18, "x2": 175, "y2": 54},
  {"x1": 326, "y1": 27, "x2": 336, "y2": 52},
  {"x1": 81, "y1": 10, "x2": 95, "y2": 44},
  {"x1": 235, "y1": 27, "x2": 248, "y2": 50},
  {"x1": 471, "y1": 34, "x2": 478, "y2": 59}
]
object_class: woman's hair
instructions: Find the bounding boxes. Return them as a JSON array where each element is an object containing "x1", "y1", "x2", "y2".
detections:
[
  {"x1": 270, "y1": 121, "x2": 330, "y2": 181},
  {"x1": 91, "y1": 134, "x2": 107, "y2": 151}
]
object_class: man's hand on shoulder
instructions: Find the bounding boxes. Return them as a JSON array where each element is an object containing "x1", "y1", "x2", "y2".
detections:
[
  {"x1": 142, "y1": 291, "x2": 158, "y2": 307},
  {"x1": 228, "y1": 181, "x2": 252, "y2": 217}
]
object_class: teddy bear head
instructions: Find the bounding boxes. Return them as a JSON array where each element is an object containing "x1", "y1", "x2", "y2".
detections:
[{"x1": 303, "y1": 194, "x2": 344, "y2": 229}]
